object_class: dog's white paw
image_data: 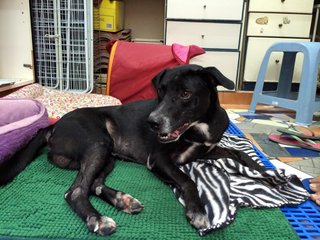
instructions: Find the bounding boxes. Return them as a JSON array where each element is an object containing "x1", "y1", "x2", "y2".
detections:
[
  {"x1": 186, "y1": 211, "x2": 209, "y2": 229},
  {"x1": 86, "y1": 216, "x2": 116, "y2": 236},
  {"x1": 114, "y1": 192, "x2": 144, "y2": 214}
]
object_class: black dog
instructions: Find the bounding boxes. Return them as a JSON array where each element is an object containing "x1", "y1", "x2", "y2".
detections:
[{"x1": 0, "y1": 64, "x2": 252, "y2": 236}]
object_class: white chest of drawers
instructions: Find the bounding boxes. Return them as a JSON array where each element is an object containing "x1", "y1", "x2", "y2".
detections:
[
  {"x1": 165, "y1": 0, "x2": 244, "y2": 91},
  {"x1": 243, "y1": 0, "x2": 314, "y2": 84}
]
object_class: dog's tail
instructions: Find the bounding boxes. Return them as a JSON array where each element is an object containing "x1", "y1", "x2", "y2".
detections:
[{"x1": 0, "y1": 125, "x2": 53, "y2": 185}]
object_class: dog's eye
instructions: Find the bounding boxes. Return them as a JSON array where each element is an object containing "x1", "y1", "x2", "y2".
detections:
[{"x1": 180, "y1": 91, "x2": 191, "y2": 100}]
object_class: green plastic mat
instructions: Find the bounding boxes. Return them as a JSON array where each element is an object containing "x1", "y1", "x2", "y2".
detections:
[{"x1": 0, "y1": 151, "x2": 299, "y2": 240}]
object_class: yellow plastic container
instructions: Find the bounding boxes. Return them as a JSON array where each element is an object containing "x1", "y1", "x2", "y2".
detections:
[{"x1": 94, "y1": 0, "x2": 124, "y2": 32}]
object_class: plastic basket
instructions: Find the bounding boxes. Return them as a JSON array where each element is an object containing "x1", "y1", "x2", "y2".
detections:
[{"x1": 227, "y1": 122, "x2": 320, "y2": 239}]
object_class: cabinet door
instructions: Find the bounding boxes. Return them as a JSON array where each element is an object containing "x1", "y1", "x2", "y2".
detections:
[
  {"x1": 166, "y1": 0, "x2": 243, "y2": 21},
  {"x1": 190, "y1": 51, "x2": 239, "y2": 91},
  {"x1": 166, "y1": 21, "x2": 241, "y2": 50},
  {"x1": 0, "y1": 0, "x2": 34, "y2": 84},
  {"x1": 247, "y1": 13, "x2": 312, "y2": 38},
  {"x1": 249, "y1": 0, "x2": 313, "y2": 14},
  {"x1": 244, "y1": 37, "x2": 310, "y2": 83}
]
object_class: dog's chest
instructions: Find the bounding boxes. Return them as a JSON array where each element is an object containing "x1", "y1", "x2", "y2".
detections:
[
  {"x1": 173, "y1": 143, "x2": 200, "y2": 164},
  {"x1": 173, "y1": 123, "x2": 216, "y2": 164}
]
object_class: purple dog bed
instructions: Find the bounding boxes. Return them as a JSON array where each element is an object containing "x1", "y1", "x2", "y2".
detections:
[{"x1": 0, "y1": 99, "x2": 49, "y2": 165}]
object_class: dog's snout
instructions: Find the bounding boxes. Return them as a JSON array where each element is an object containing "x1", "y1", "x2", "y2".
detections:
[{"x1": 148, "y1": 115, "x2": 161, "y2": 132}]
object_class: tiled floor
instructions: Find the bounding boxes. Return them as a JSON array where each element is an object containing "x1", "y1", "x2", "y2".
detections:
[{"x1": 225, "y1": 105, "x2": 320, "y2": 178}]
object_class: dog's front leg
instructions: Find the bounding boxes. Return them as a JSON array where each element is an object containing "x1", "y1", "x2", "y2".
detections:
[
  {"x1": 148, "y1": 153, "x2": 209, "y2": 230},
  {"x1": 206, "y1": 146, "x2": 266, "y2": 171}
]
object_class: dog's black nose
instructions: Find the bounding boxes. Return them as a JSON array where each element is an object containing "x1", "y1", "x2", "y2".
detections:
[{"x1": 147, "y1": 116, "x2": 160, "y2": 132}]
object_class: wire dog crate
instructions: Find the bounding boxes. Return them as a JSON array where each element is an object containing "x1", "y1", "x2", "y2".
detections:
[{"x1": 31, "y1": 0, "x2": 93, "y2": 92}]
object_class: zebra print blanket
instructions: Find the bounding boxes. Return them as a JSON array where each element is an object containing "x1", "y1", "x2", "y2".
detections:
[{"x1": 174, "y1": 133, "x2": 309, "y2": 236}]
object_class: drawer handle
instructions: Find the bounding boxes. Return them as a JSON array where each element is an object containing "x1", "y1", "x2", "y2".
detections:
[
  {"x1": 23, "y1": 64, "x2": 33, "y2": 69},
  {"x1": 278, "y1": 24, "x2": 283, "y2": 28},
  {"x1": 201, "y1": 34, "x2": 205, "y2": 39},
  {"x1": 281, "y1": 0, "x2": 285, "y2": 3},
  {"x1": 203, "y1": 5, "x2": 207, "y2": 9},
  {"x1": 275, "y1": 59, "x2": 280, "y2": 64}
]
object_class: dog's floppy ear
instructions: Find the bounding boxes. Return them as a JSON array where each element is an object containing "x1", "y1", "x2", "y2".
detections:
[{"x1": 203, "y1": 67, "x2": 235, "y2": 90}]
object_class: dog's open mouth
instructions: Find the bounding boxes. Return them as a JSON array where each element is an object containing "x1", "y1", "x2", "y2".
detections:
[{"x1": 158, "y1": 122, "x2": 190, "y2": 143}]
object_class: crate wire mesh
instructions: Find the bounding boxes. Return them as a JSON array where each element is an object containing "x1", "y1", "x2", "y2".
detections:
[{"x1": 31, "y1": 0, "x2": 93, "y2": 92}]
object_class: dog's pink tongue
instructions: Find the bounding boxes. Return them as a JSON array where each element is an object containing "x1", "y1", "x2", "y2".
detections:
[{"x1": 170, "y1": 130, "x2": 180, "y2": 139}]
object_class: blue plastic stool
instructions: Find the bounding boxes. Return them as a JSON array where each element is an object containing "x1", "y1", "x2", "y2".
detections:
[{"x1": 249, "y1": 42, "x2": 320, "y2": 125}]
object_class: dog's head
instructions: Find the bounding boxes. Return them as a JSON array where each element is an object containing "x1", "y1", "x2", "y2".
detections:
[{"x1": 148, "y1": 64, "x2": 234, "y2": 143}]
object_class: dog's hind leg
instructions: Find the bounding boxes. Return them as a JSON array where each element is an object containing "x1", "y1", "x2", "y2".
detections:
[
  {"x1": 90, "y1": 158, "x2": 144, "y2": 214},
  {"x1": 63, "y1": 142, "x2": 116, "y2": 236}
]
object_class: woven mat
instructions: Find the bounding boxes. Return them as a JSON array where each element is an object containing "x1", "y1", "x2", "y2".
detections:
[{"x1": 0, "y1": 151, "x2": 299, "y2": 240}]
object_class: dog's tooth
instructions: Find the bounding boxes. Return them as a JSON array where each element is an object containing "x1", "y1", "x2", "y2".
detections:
[{"x1": 160, "y1": 135, "x2": 168, "y2": 140}]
